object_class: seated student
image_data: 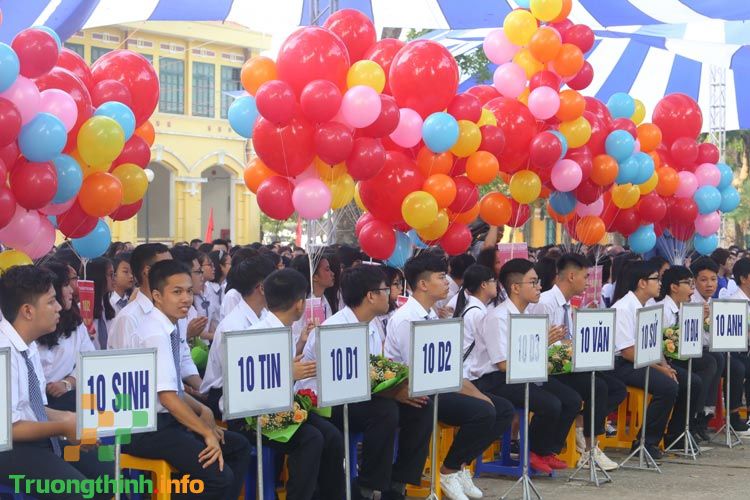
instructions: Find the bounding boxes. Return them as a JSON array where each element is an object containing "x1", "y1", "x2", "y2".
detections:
[
  {"x1": 172, "y1": 246, "x2": 210, "y2": 342},
  {"x1": 527, "y1": 254, "x2": 622, "y2": 471},
  {"x1": 0, "y1": 265, "x2": 113, "y2": 499},
  {"x1": 118, "y1": 260, "x2": 251, "y2": 499},
  {"x1": 218, "y1": 247, "x2": 259, "y2": 321},
  {"x1": 37, "y1": 260, "x2": 96, "y2": 412},
  {"x1": 375, "y1": 266, "x2": 404, "y2": 345},
  {"x1": 86, "y1": 257, "x2": 116, "y2": 350},
  {"x1": 290, "y1": 254, "x2": 336, "y2": 355},
  {"x1": 194, "y1": 251, "x2": 221, "y2": 335},
  {"x1": 726, "y1": 258, "x2": 750, "y2": 432},
  {"x1": 110, "y1": 252, "x2": 134, "y2": 314},
  {"x1": 712, "y1": 248, "x2": 737, "y2": 298},
  {"x1": 471, "y1": 259, "x2": 582, "y2": 474},
  {"x1": 436, "y1": 253, "x2": 475, "y2": 313},
  {"x1": 206, "y1": 250, "x2": 226, "y2": 312},
  {"x1": 385, "y1": 254, "x2": 514, "y2": 500}
]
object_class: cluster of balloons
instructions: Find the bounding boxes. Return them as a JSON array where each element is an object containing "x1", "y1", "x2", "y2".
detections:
[{"x1": 0, "y1": 16, "x2": 157, "y2": 262}]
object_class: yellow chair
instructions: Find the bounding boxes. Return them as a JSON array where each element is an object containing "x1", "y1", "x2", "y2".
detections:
[
  {"x1": 558, "y1": 424, "x2": 580, "y2": 468},
  {"x1": 601, "y1": 387, "x2": 653, "y2": 450},
  {"x1": 120, "y1": 453, "x2": 177, "y2": 500},
  {"x1": 406, "y1": 423, "x2": 462, "y2": 499}
]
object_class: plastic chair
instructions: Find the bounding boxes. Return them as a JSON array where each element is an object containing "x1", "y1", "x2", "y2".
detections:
[
  {"x1": 406, "y1": 423, "x2": 459, "y2": 499},
  {"x1": 601, "y1": 386, "x2": 654, "y2": 450},
  {"x1": 557, "y1": 424, "x2": 580, "y2": 467},
  {"x1": 120, "y1": 454, "x2": 177, "y2": 500}
]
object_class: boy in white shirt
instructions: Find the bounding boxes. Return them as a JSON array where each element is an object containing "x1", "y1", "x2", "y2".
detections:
[{"x1": 727, "y1": 258, "x2": 750, "y2": 429}]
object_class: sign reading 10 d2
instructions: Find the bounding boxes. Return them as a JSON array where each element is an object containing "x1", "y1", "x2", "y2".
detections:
[{"x1": 409, "y1": 319, "x2": 463, "y2": 397}]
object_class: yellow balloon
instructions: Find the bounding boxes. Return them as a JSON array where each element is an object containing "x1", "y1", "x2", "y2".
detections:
[
  {"x1": 354, "y1": 183, "x2": 366, "y2": 211},
  {"x1": 417, "y1": 210, "x2": 450, "y2": 241},
  {"x1": 517, "y1": 87, "x2": 530, "y2": 106},
  {"x1": 77, "y1": 116, "x2": 125, "y2": 167},
  {"x1": 638, "y1": 172, "x2": 659, "y2": 195},
  {"x1": 326, "y1": 173, "x2": 355, "y2": 209},
  {"x1": 0, "y1": 250, "x2": 32, "y2": 273},
  {"x1": 112, "y1": 163, "x2": 148, "y2": 204},
  {"x1": 347, "y1": 60, "x2": 386, "y2": 93},
  {"x1": 612, "y1": 183, "x2": 640, "y2": 209},
  {"x1": 503, "y1": 9, "x2": 538, "y2": 46},
  {"x1": 510, "y1": 170, "x2": 541, "y2": 204},
  {"x1": 315, "y1": 157, "x2": 347, "y2": 183},
  {"x1": 559, "y1": 116, "x2": 592, "y2": 149},
  {"x1": 80, "y1": 162, "x2": 110, "y2": 178},
  {"x1": 450, "y1": 120, "x2": 482, "y2": 158},
  {"x1": 530, "y1": 0, "x2": 563, "y2": 21},
  {"x1": 513, "y1": 48, "x2": 543, "y2": 79},
  {"x1": 402, "y1": 191, "x2": 439, "y2": 229},
  {"x1": 631, "y1": 99, "x2": 646, "y2": 125},
  {"x1": 477, "y1": 108, "x2": 497, "y2": 127}
]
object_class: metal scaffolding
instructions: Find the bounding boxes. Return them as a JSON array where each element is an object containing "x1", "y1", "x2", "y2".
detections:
[{"x1": 709, "y1": 65, "x2": 727, "y2": 243}]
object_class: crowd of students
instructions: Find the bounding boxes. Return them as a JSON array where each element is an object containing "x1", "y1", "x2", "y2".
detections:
[{"x1": 1, "y1": 235, "x2": 749, "y2": 500}]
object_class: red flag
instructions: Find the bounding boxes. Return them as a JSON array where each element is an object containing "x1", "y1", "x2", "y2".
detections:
[
  {"x1": 295, "y1": 215, "x2": 302, "y2": 247},
  {"x1": 204, "y1": 208, "x2": 214, "y2": 242}
]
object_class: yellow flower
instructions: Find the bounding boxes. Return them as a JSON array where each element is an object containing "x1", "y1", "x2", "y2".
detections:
[
  {"x1": 384, "y1": 370, "x2": 395, "y2": 380},
  {"x1": 665, "y1": 340, "x2": 675, "y2": 353},
  {"x1": 293, "y1": 409, "x2": 307, "y2": 423}
]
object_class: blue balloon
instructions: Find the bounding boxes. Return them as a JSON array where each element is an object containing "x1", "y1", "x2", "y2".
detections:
[
  {"x1": 422, "y1": 112, "x2": 459, "y2": 153},
  {"x1": 72, "y1": 219, "x2": 111, "y2": 259},
  {"x1": 719, "y1": 186, "x2": 740, "y2": 213},
  {"x1": 717, "y1": 162, "x2": 733, "y2": 190},
  {"x1": 0, "y1": 43, "x2": 19, "y2": 93},
  {"x1": 632, "y1": 152, "x2": 655, "y2": 185},
  {"x1": 693, "y1": 233, "x2": 719, "y2": 256},
  {"x1": 549, "y1": 191, "x2": 576, "y2": 215},
  {"x1": 628, "y1": 224, "x2": 656, "y2": 254},
  {"x1": 616, "y1": 155, "x2": 638, "y2": 184},
  {"x1": 52, "y1": 154, "x2": 83, "y2": 204},
  {"x1": 228, "y1": 96, "x2": 258, "y2": 138},
  {"x1": 516, "y1": 0, "x2": 530, "y2": 7},
  {"x1": 94, "y1": 101, "x2": 136, "y2": 140},
  {"x1": 605, "y1": 130, "x2": 635, "y2": 162},
  {"x1": 386, "y1": 231, "x2": 412, "y2": 268},
  {"x1": 47, "y1": 215, "x2": 57, "y2": 228},
  {"x1": 32, "y1": 26, "x2": 62, "y2": 50},
  {"x1": 549, "y1": 131, "x2": 568, "y2": 159},
  {"x1": 694, "y1": 185, "x2": 722, "y2": 214},
  {"x1": 408, "y1": 229, "x2": 428, "y2": 249},
  {"x1": 18, "y1": 112, "x2": 66, "y2": 162},
  {"x1": 606, "y1": 92, "x2": 635, "y2": 119}
]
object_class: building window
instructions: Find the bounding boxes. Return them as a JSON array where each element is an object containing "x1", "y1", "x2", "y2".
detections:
[
  {"x1": 139, "y1": 53, "x2": 154, "y2": 64},
  {"x1": 90, "y1": 46, "x2": 112, "y2": 64},
  {"x1": 64, "y1": 43, "x2": 85, "y2": 58},
  {"x1": 159, "y1": 57, "x2": 184, "y2": 114},
  {"x1": 192, "y1": 62, "x2": 215, "y2": 117},
  {"x1": 220, "y1": 66, "x2": 241, "y2": 119}
]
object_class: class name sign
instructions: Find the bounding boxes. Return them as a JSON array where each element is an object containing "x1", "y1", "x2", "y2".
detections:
[
  {"x1": 710, "y1": 300, "x2": 749, "y2": 352},
  {"x1": 409, "y1": 319, "x2": 463, "y2": 397},
  {"x1": 573, "y1": 309, "x2": 615, "y2": 372}
]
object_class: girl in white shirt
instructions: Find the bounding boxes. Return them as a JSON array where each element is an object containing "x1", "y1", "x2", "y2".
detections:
[{"x1": 86, "y1": 257, "x2": 116, "y2": 350}]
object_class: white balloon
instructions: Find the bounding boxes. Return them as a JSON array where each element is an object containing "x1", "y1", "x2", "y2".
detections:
[{"x1": 144, "y1": 168, "x2": 155, "y2": 183}]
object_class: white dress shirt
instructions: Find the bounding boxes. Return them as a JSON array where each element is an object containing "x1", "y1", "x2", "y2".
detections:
[
  {"x1": 657, "y1": 295, "x2": 680, "y2": 328},
  {"x1": 719, "y1": 278, "x2": 739, "y2": 299},
  {"x1": 0, "y1": 319, "x2": 48, "y2": 423},
  {"x1": 458, "y1": 295, "x2": 488, "y2": 379},
  {"x1": 38, "y1": 323, "x2": 95, "y2": 382},
  {"x1": 219, "y1": 288, "x2": 242, "y2": 323},
  {"x1": 730, "y1": 287, "x2": 750, "y2": 302},
  {"x1": 109, "y1": 291, "x2": 130, "y2": 314},
  {"x1": 528, "y1": 285, "x2": 571, "y2": 331},
  {"x1": 194, "y1": 288, "x2": 221, "y2": 333},
  {"x1": 471, "y1": 299, "x2": 525, "y2": 380},
  {"x1": 691, "y1": 290, "x2": 710, "y2": 304},
  {"x1": 435, "y1": 276, "x2": 461, "y2": 310},
  {"x1": 251, "y1": 310, "x2": 286, "y2": 330},
  {"x1": 612, "y1": 291, "x2": 643, "y2": 354},
  {"x1": 205, "y1": 281, "x2": 222, "y2": 308},
  {"x1": 384, "y1": 296, "x2": 437, "y2": 364}
]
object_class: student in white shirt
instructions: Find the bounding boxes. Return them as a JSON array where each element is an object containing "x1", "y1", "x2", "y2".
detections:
[
  {"x1": 109, "y1": 252, "x2": 134, "y2": 314},
  {"x1": 172, "y1": 246, "x2": 211, "y2": 342},
  {"x1": 385, "y1": 254, "x2": 513, "y2": 500},
  {"x1": 220, "y1": 248, "x2": 262, "y2": 322},
  {"x1": 205, "y1": 250, "x2": 224, "y2": 310},
  {"x1": 290, "y1": 254, "x2": 335, "y2": 355},
  {"x1": 436, "y1": 253, "x2": 475, "y2": 314},
  {"x1": 0, "y1": 265, "x2": 113, "y2": 499},
  {"x1": 472, "y1": 259, "x2": 581, "y2": 475},
  {"x1": 375, "y1": 266, "x2": 404, "y2": 341},
  {"x1": 727, "y1": 258, "x2": 750, "y2": 430},
  {"x1": 119, "y1": 260, "x2": 251, "y2": 499},
  {"x1": 86, "y1": 257, "x2": 116, "y2": 350},
  {"x1": 194, "y1": 251, "x2": 221, "y2": 335}
]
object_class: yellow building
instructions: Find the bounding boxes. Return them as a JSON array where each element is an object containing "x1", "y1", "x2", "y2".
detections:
[{"x1": 64, "y1": 21, "x2": 271, "y2": 245}]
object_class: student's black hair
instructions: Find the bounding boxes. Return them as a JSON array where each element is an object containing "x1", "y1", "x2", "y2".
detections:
[
  {"x1": 690, "y1": 256, "x2": 720, "y2": 276},
  {"x1": 340, "y1": 265, "x2": 387, "y2": 308},
  {"x1": 229, "y1": 256, "x2": 276, "y2": 297},
  {"x1": 208, "y1": 250, "x2": 230, "y2": 284},
  {"x1": 453, "y1": 264, "x2": 494, "y2": 317},
  {"x1": 0, "y1": 265, "x2": 55, "y2": 324},
  {"x1": 105, "y1": 241, "x2": 127, "y2": 259},
  {"x1": 557, "y1": 253, "x2": 590, "y2": 274},
  {"x1": 403, "y1": 253, "x2": 448, "y2": 290},
  {"x1": 170, "y1": 245, "x2": 199, "y2": 269},
  {"x1": 498, "y1": 258, "x2": 535, "y2": 296},
  {"x1": 190, "y1": 238, "x2": 203, "y2": 246},
  {"x1": 258, "y1": 248, "x2": 282, "y2": 268},
  {"x1": 599, "y1": 255, "x2": 613, "y2": 284},
  {"x1": 130, "y1": 243, "x2": 170, "y2": 284},
  {"x1": 113, "y1": 251, "x2": 131, "y2": 273},
  {"x1": 711, "y1": 248, "x2": 731, "y2": 267},
  {"x1": 86, "y1": 257, "x2": 116, "y2": 321},
  {"x1": 476, "y1": 247, "x2": 499, "y2": 276},
  {"x1": 382, "y1": 266, "x2": 404, "y2": 311},
  {"x1": 534, "y1": 257, "x2": 558, "y2": 293},
  {"x1": 198, "y1": 242, "x2": 213, "y2": 254},
  {"x1": 148, "y1": 260, "x2": 191, "y2": 293},
  {"x1": 231, "y1": 247, "x2": 259, "y2": 267},
  {"x1": 37, "y1": 260, "x2": 82, "y2": 348},
  {"x1": 448, "y1": 253, "x2": 476, "y2": 280},
  {"x1": 612, "y1": 261, "x2": 660, "y2": 304},
  {"x1": 263, "y1": 268, "x2": 308, "y2": 312},
  {"x1": 54, "y1": 248, "x2": 83, "y2": 277},
  {"x1": 610, "y1": 252, "x2": 639, "y2": 287},
  {"x1": 732, "y1": 257, "x2": 750, "y2": 284},
  {"x1": 658, "y1": 265, "x2": 692, "y2": 301},
  {"x1": 289, "y1": 254, "x2": 333, "y2": 295},
  {"x1": 648, "y1": 255, "x2": 669, "y2": 271},
  {"x1": 249, "y1": 242, "x2": 263, "y2": 250},
  {"x1": 211, "y1": 238, "x2": 229, "y2": 249},
  {"x1": 337, "y1": 245, "x2": 363, "y2": 270}
]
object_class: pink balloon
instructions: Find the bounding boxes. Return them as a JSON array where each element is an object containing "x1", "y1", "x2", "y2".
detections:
[
  {"x1": 576, "y1": 197, "x2": 603, "y2": 217},
  {"x1": 675, "y1": 171, "x2": 699, "y2": 198},
  {"x1": 389, "y1": 108, "x2": 423, "y2": 148},
  {"x1": 493, "y1": 63, "x2": 526, "y2": 98},
  {"x1": 292, "y1": 178, "x2": 332, "y2": 220},
  {"x1": 483, "y1": 29, "x2": 520, "y2": 65},
  {"x1": 0, "y1": 76, "x2": 40, "y2": 124},
  {"x1": 340, "y1": 85, "x2": 381, "y2": 128},
  {"x1": 19, "y1": 215, "x2": 55, "y2": 259},
  {"x1": 40, "y1": 197, "x2": 75, "y2": 215},
  {"x1": 694, "y1": 162, "x2": 721, "y2": 187},
  {"x1": 695, "y1": 211, "x2": 721, "y2": 237},
  {"x1": 38, "y1": 89, "x2": 78, "y2": 131},
  {"x1": 551, "y1": 159, "x2": 582, "y2": 192},
  {"x1": 0, "y1": 206, "x2": 40, "y2": 248},
  {"x1": 633, "y1": 139, "x2": 641, "y2": 154},
  {"x1": 528, "y1": 86, "x2": 560, "y2": 120}
]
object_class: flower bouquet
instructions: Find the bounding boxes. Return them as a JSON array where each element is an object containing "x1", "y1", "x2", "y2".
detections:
[
  {"x1": 370, "y1": 355, "x2": 409, "y2": 393},
  {"x1": 244, "y1": 391, "x2": 314, "y2": 442},
  {"x1": 663, "y1": 326, "x2": 680, "y2": 360},
  {"x1": 548, "y1": 343, "x2": 573, "y2": 375},
  {"x1": 297, "y1": 388, "x2": 331, "y2": 418}
]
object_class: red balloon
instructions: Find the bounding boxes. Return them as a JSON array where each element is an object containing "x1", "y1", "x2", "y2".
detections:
[
  {"x1": 465, "y1": 85, "x2": 500, "y2": 105},
  {"x1": 277, "y1": 27, "x2": 350, "y2": 97},
  {"x1": 549, "y1": 19, "x2": 573, "y2": 36},
  {"x1": 300, "y1": 80, "x2": 342, "y2": 123},
  {"x1": 449, "y1": 176, "x2": 479, "y2": 213},
  {"x1": 697, "y1": 143, "x2": 720, "y2": 165},
  {"x1": 583, "y1": 111, "x2": 607, "y2": 155},
  {"x1": 529, "y1": 131, "x2": 562, "y2": 168},
  {"x1": 364, "y1": 38, "x2": 405, "y2": 95},
  {"x1": 575, "y1": 178, "x2": 601, "y2": 204},
  {"x1": 12, "y1": 28, "x2": 58, "y2": 78},
  {"x1": 315, "y1": 121, "x2": 354, "y2": 165},
  {"x1": 347, "y1": 137, "x2": 385, "y2": 181},
  {"x1": 91, "y1": 50, "x2": 159, "y2": 126},
  {"x1": 611, "y1": 118, "x2": 637, "y2": 139},
  {"x1": 0, "y1": 142, "x2": 19, "y2": 170},
  {"x1": 507, "y1": 200, "x2": 531, "y2": 228},
  {"x1": 389, "y1": 40, "x2": 459, "y2": 118},
  {"x1": 584, "y1": 97, "x2": 613, "y2": 130},
  {"x1": 670, "y1": 137, "x2": 699, "y2": 167},
  {"x1": 112, "y1": 135, "x2": 151, "y2": 169},
  {"x1": 359, "y1": 94, "x2": 399, "y2": 137},
  {"x1": 601, "y1": 193, "x2": 619, "y2": 230},
  {"x1": 58, "y1": 200, "x2": 97, "y2": 238},
  {"x1": 567, "y1": 61, "x2": 594, "y2": 91},
  {"x1": 0, "y1": 187, "x2": 15, "y2": 230},
  {"x1": 90, "y1": 79, "x2": 132, "y2": 108},
  {"x1": 485, "y1": 97, "x2": 537, "y2": 172},
  {"x1": 447, "y1": 94, "x2": 482, "y2": 122},
  {"x1": 562, "y1": 25, "x2": 595, "y2": 53},
  {"x1": 10, "y1": 160, "x2": 57, "y2": 210},
  {"x1": 35, "y1": 67, "x2": 92, "y2": 150},
  {"x1": 529, "y1": 70, "x2": 562, "y2": 91},
  {"x1": 359, "y1": 151, "x2": 424, "y2": 223},
  {"x1": 109, "y1": 199, "x2": 143, "y2": 221},
  {"x1": 670, "y1": 197, "x2": 698, "y2": 224},
  {"x1": 256, "y1": 176, "x2": 295, "y2": 220},
  {"x1": 355, "y1": 212, "x2": 376, "y2": 237},
  {"x1": 652, "y1": 93, "x2": 702, "y2": 146},
  {"x1": 614, "y1": 208, "x2": 640, "y2": 236},
  {"x1": 440, "y1": 223, "x2": 472, "y2": 255},
  {"x1": 566, "y1": 146, "x2": 593, "y2": 179},
  {"x1": 479, "y1": 125, "x2": 506, "y2": 157},
  {"x1": 0, "y1": 98, "x2": 21, "y2": 147},
  {"x1": 637, "y1": 193, "x2": 667, "y2": 223},
  {"x1": 253, "y1": 115, "x2": 315, "y2": 177},
  {"x1": 256, "y1": 80, "x2": 297, "y2": 125},
  {"x1": 359, "y1": 220, "x2": 396, "y2": 260},
  {"x1": 56, "y1": 48, "x2": 94, "y2": 91},
  {"x1": 450, "y1": 157, "x2": 467, "y2": 177},
  {"x1": 323, "y1": 9, "x2": 377, "y2": 62}
]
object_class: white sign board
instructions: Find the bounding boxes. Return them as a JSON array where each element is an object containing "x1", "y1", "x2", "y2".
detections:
[
  {"x1": 572, "y1": 309, "x2": 616, "y2": 372},
  {"x1": 677, "y1": 303, "x2": 704, "y2": 359},
  {"x1": 409, "y1": 319, "x2": 464, "y2": 397},
  {"x1": 223, "y1": 327, "x2": 294, "y2": 419},
  {"x1": 507, "y1": 315, "x2": 548, "y2": 384},
  {"x1": 634, "y1": 305, "x2": 663, "y2": 369},
  {"x1": 0, "y1": 348, "x2": 10, "y2": 452},
  {"x1": 316, "y1": 323, "x2": 371, "y2": 407},
  {"x1": 76, "y1": 349, "x2": 157, "y2": 439},
  {"x1": 710, "y1": 299, "x2": 749, "y2": 352}
]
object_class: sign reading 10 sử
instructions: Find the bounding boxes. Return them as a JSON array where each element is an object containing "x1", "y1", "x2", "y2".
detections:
[
  {"x1": 76, "y1": 349, "x2": 157, "y2": 440},
  {"x1": 677, "y1": 303, "x2": 704, "y2": 359},
  {"x1": 634, "y1": 305, "x2": 663, "y2": 369},
  {"x1": 572, "y1": 309, "x2": 615, "y2": 372},
  {"x1": 316, "y1": 323, "x2": 371, "y2": 407},
  {"x1": 409, "y1": 319, "x2": 463, "y2": 397},
  {"x1": 0, "y1": 348, "x2": 10, "y2": 452},
  {"x1": 223, "y1": 327, "x2": 294, "y2": 420},
  {"x1": 710, "y1": 299, "x2": 749, "y2": 352},
  {"x1": 507, "y1": 315, "x2": 548, "y2": 384}
]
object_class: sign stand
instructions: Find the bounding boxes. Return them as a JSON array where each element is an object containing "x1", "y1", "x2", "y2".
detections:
[
  {"x1": 427, "y1": 395, "x2": 440, "y2": 500},
  {"x1": 256, "y1": 420, "x2": 264, "y2": 499},
  {"x1": 620, "y1": 367, "x2": 661, "y2": 472},
  {"x1": 569, "y1": 371, "x2": 612, "y2": 486},
  {"x1": 502, "y1": 382, "x2": 542, "y2": 500},
  {"x1": 664, "y1": 357, "x2": 701, "y2": 458},
  {"x1": 343, "y1": 402, "x2": 351, "y2": 500},
  {"x1": 711, "y1": 352, "x2": 742, "y2": 448}
]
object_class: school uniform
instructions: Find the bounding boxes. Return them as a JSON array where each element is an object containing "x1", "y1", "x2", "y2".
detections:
[
  {"x1": 194, "y1": 288, "x2": 221, "y2": 335},
  {"x1": 0, "y1": 319, "x2": 113, "y2": 499},
  {"x1": 90, "y1": 302, "x2": 113, "y2": 351},
  {"x1": 719, "y1": 278, "x2": 739, "y2": 299},
  {"x1": 435, "y1": 275, "x2": 460, "y2": 311},
  {"x1": 690, "y1": 291, "x2": 727, "y2": 411},
  {"x1": 727, "y1": 288, "x2": 750, "y2": 411},
  {"x1": 219, "y1": 288, "x2": 242, "y2": 323},
  {"x1": 205, "y1": 281, "x2": 222, "y2": 308},
  {"x1": 109, "y1": 290, "x2": 130, "y2": 314},
  {"x1": 113, "y1": 307, "x2": 250, "y2": 500}
]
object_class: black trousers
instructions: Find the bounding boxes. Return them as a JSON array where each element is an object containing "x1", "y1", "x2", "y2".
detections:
[
  {"x1": 671, "y1": 351, "x2": 719, "y2": 417},
  {"x1": 554, "y1": 372, "x2": 608, "y2": 437},
  {"x1": 46, "y1": 389, "x2": 77, "y2": 412},
  {"x1": 0, "y1": 440, "x2": 114, "y2": 500},
  {"x1": 598, "y1": 370, "x2": 628, "y2": 416},
  {"x1": 723, "y1": 352, "x2": 749, "y2": 411},
  {"x1": 704, "y1": 350, "x2": 726, "y2": 410},
  {"x1": 474, "y1": 371, "x2": 581, "y2": 456},
  {"x1": 125, "y1": 413, "x2": 251, "y2": 499},
  {"x1": 332, "y1": 396, "x2": 433, "y2": 491}
]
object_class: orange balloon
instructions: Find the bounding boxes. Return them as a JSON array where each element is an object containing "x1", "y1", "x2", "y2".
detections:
[
  {"x1": 576, "y1": 216, "x2": 606, "y2": 245},
  {"x1": 450, "y1": 203, "x2": 480, "y2": 224},
  {"x1": 479, "y1": 192, "x2": 512, "y2": 226},
  {"x1": 244, "y1": 158, "x2": 276, "y2": 193},
  {"x1": 550, "y1": 43, "x2": 584, "y2": 77},
  {"x1": 416, "y1": 146, "x2": 453, "y2": 177},
  {"x1": 78, "y1": 172, "x2": 123, "y2": 217},
  {"x1": 656, "y1": 166, "x2": 679, "y2": 197},
  {"x1": 241, "y1": 56, "x2": 277, "y2": 96},
  {"x1": 636, "y1": 123, "x2": 662, "y2": 153},
  {"x1": 539, "y1": 185, "x2": 551, "y2": 199},
  {"x1": 423, "y1": 174, "x2": 457, "y2": 208},
  {"x1": 556, "y1": 89, "x2": 585, "y2": 122},
  {"x1": 466, "y1": 151, "x2": 499, "y2": 185},
  {"x1": 648, "y1": 151, "x2": 662, "y2": 168},
  {"x1": 591, "y1": 154, "x2": 619, "y2": 186},
  {"x1": 551, "y1": 0, "x2": 572, "y2": 22},
  {"x1": 134, "y1": 121, "x2": 155, "y2": 147},
  {"x1": 547, "y1": 201, "x2": 574, "y2": 223},
  {"x1": 529, "y1": 27, "x2": 562, "y2": 63}
]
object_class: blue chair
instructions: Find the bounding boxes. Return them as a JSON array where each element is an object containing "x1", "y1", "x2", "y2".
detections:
[
  {"x1": 0, "y1": 483, "x2": 26, "y2": 499},
  {"x1": 244, "y1": 444, "x2": 278, "y2": 500}
]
